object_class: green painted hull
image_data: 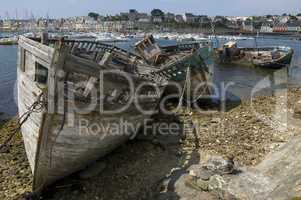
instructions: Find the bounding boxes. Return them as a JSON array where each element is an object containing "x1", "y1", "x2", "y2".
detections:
[
  {"x1": 215, "y1": 46, "x2": 294, "y2": 69},
  {"x1": 161, "y1": 48, "x2": 212, "y2": 102}
]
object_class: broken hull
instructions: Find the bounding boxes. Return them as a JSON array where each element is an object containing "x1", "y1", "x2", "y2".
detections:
[
  {"x1": 161, "y1": 49, "x2": 212, "y2": 102},
  {"x1": 17, "y1": 36, "x2": 164, "y2": 191},
  {"x1": 253, "y1": 48, "x2": 294, "y2": 69},
  {"x1": 214, "y1": 46, "x2": 294, "y2": 69}
]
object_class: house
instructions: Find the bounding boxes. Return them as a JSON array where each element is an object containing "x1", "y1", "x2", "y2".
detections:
[
  {"x1": 273, "y1": 23, "x2": 288, "y2": 32},
  {"x1": 37, "y1": 18, "x2": 48, "y2": 30},
  {"x1": 242, "y1": 21, "x2": 255, "y2": 32},
  {"x1": 120, "y1": 12, "x2": 129, "y2": 21},
  {"x1": 260, "y1": 23, "x2": 273, "y2": 33},
  {"x1": 287, "y1": 21, "x2": 301, "y2": 32},
  {"x1": 152, "y1": 16, "x2": 163, "y2": 23},
  {"x1": 129, "y1": 9, "x2": 139, "y2": 21},
  {"x1": 137, "y1": 13, "x2": 151, "y2": 23},
  {"x1": 59, "y1": 18, "x2": 75, "y2": 31},
  {"x1": 183, "y1": 13, "x2": 198, "y2": 23},
  {"x1": 199, "y1": 15, "x2": 210, "y2": 24},
  {"x1": 97, "y1": 21, "x2": 134, "y2": 32},
  {"x1": 165, "y1": 12, "x2": 175, "y2": 22},
  {"x1": 278, "y1": 16, "x2": 290, "y2": 24},
  {"x1": 175, "y1": 15, "x2": 184, "y2": 23}
]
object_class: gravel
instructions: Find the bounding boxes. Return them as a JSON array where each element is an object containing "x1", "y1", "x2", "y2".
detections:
[{"x1": 1, "y1": 88, "x2": 301, "y2": 200}]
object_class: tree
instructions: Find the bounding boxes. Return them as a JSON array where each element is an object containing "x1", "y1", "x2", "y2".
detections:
[
  {"x1": 88, "y1": 12, "x2": 100, "y2": 20},
  {"x1": 282, "y1": 13, "x2": 287, "y2": 16},
  {"x1": 151, "y1": 9, "x2": 164, "y2": 17},
  {"x1": 297, "y1": 13, "x2": 301, "y2": 16},
  {"x1": 266, "y1": 15, "x2": 273, "y2": 19},
  {"x1": 289, "y1": 15, "x2": 298, "y2": 21}
]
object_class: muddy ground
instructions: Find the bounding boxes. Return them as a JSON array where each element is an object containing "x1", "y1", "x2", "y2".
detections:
[{"x1": 1, "y1": 88, "x2": 301, "y2": 200}]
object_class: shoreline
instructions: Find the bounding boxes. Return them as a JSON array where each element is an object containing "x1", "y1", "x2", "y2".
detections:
[{"x1": 1, "y1": 88, "x2": 301, "y2": 200}]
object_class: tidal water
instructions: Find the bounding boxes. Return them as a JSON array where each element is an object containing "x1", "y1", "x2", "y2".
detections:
[
  {"x1": 0, "y1": 45, "x2": 17, "y2": 117},
  {"x1": 213, "y1": 36, "x2": 301, "y2": 99},
  {"x1": 0, "y1": 35, "x2": 300, "y2": 117}
]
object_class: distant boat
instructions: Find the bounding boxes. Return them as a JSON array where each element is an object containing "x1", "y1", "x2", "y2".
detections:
[
  {"x1": 215, "y1": 41, "x2": 294, "y2": 69},
  {"x1": 0, "y1": 37, "x2": 18, "y2": 45}
]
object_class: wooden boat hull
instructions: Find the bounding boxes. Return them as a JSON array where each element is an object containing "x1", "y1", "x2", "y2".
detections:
[
  {"x1": 214, "y1": 46, "x2": 294, "y2": 69},
  {"x1": 253, "y1": 48, "x2": 294, "y2": 69},
  {"x1": 160, "y1": 48, "x2": 212, "y2": 102},
  {"x1": 17, "y1": 36, "x2": 164, "y2": 191}
]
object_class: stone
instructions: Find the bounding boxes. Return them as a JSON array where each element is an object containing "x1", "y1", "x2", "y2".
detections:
[
  {"x1": 196, "y1": 179, "x2": 209, "y2": 191},
  {"x1": 211, "y1": 118, "x2": 221, "y2": 124},
  {"x1": 294, "y1": 101, "x2": 301, "y2": 119},
  {"x1": 203, "y1": 156, "x2": 235, "y2": 175},
  {"x1": 79, "y1": 160, "x2": 106, "y2": 180},
  {"x1": 189, "y1": 170, "x2": 197, "y2": 177},
  {"x1": 208, "y1": 175, "x2": 226, "y2": 191},
  {"x1": 199, "y1": 170, "x2": 212, "y2": 181}
]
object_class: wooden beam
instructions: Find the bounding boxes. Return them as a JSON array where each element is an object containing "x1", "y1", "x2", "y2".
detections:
[
  {"x1": 19, "y1": 36, "x2": 54, "y2": 65},
  {"x1": 41, "y1": 32, "x2": 49, "y2": 45},
  {"x1": 64, "y1": 54, "x2": 105, "y2": 77}
]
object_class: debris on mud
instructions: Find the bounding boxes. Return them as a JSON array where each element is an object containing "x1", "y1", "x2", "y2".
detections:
[{"x1": 1, "y1": 88, "x2": 301, "y2": 200}]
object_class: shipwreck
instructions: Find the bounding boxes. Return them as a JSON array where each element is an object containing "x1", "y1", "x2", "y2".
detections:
[
  {"x1": 215, "y1": 41, "x2": 294, "y2": 69},
  {"x1": 16, "y1": 34, "x2": 211, "y2": 192}
]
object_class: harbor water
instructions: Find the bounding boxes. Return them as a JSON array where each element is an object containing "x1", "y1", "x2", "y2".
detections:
[{"x1": 0, "y1": 35, "x2": 301, "y2": 117}]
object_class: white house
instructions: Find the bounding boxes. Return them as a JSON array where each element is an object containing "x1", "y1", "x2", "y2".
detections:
[
  {"x1": 260, "y1": 23, "x2": 273, "y2": 33},
  {"x1": 242, "y1": 21, "x2": 255, "y2": 32},
  {"x1": 152, "y1": 16, "x2": 163, "y2": 23},
  {"x1": 278, "y1": 16, "x2": 290, "y2": 24},
  {"x1": 183, "y1": 13, "x2": 198, "y2": 23},
  {"x1": 175, "y1": 15, "x2": 184, "y2": 23}
]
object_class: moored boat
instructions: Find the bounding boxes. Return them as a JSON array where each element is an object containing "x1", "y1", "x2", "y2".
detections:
[{"x1": 215, "y1": 41, "x2": 294, "y2": 69}]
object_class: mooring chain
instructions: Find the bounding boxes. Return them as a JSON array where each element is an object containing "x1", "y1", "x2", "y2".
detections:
[{"x1": 0, "y1": 92, "x2": 47, "y2": 152}]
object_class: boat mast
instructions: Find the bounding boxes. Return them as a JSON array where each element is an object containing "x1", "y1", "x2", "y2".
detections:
[{"x1": 210, "y1": 16, "x2": 219, "y2": 48}]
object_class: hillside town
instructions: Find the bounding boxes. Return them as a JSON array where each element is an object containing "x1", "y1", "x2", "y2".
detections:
[{"x1": 0, "y1": 9, "x2": 301, "y2": 34}]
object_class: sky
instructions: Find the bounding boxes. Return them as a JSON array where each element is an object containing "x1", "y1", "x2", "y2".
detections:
[{"x1": 0, "y1": 0, "x2": 300, "y2": 18}]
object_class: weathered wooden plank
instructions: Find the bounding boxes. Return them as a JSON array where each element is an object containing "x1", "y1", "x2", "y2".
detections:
[
  {"x1": 83, "y1": 77, "x2": 98, "y2": 97},
  {"x1": 19, "y1": 40, "x2": 53, "y2": 66},
  {"x1": 64, "y1": 54, "x2": 105, "y2": 77},
  {"x1": 41, "y1": 32, "x2": 49, "y2": 45},
  {"x1": 19, "y1": 36, "x2": 54, "y2": 63}
]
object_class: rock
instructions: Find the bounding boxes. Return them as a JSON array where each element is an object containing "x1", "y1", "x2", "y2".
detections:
[
  {"x1": 184, "y1": 175, "x2": 199, "y2": 190},
  {"x1": 199, "y1": 170, "x2": 212, "y2": 181},
  {"x1": 196, "y1": 179, "x2": 209, "y2": 191},
  {"x1": 208, "y1": 175, "x2": 226, "y2": 191},
  {"x1": 189, "y1": 170, "x2": 197, "y2": 177},
  {"x1": 294, "y1": 101, "x2": 301, "y2": 119},
  {"x1": 211, "y1": 118, "x2": 221, "y2": 124},
  {"x1": 79, "y1": 160, "x2": 106, "y2": 180},
  {"x1": 203, "y1": 156, "x2": 236, "y2": 175}
]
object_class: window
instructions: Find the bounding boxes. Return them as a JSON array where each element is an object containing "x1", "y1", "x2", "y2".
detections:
[
  {"x1": 20, "y1": 48, "x2": 26, "y2": 72},
  {"x1": 35, "y1": 62, "x2": 48, "y2": 84}
]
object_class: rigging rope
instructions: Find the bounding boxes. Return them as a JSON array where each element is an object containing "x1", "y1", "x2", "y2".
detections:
[{"x1": 0, "y1": 92, "x2": 46, "y2": 152}]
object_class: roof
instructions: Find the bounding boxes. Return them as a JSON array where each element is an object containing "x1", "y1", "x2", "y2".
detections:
[{"x1": 287, "y1": 21, "x2": 301, "y2": 27}]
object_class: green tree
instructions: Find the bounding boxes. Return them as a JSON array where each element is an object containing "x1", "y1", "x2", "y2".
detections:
[
  {"x1": 289, "y1": 15, "x2": 297, "y2": 20},
  {"x1": 151, "y1": 9, "x2": 165, "y2": 17},
  {"x1": 266, "y1": 15, "x2": 273, "y2": 19},
  {"x1": 88, "y1": 12, "x2": 100, "y2": 20}
]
